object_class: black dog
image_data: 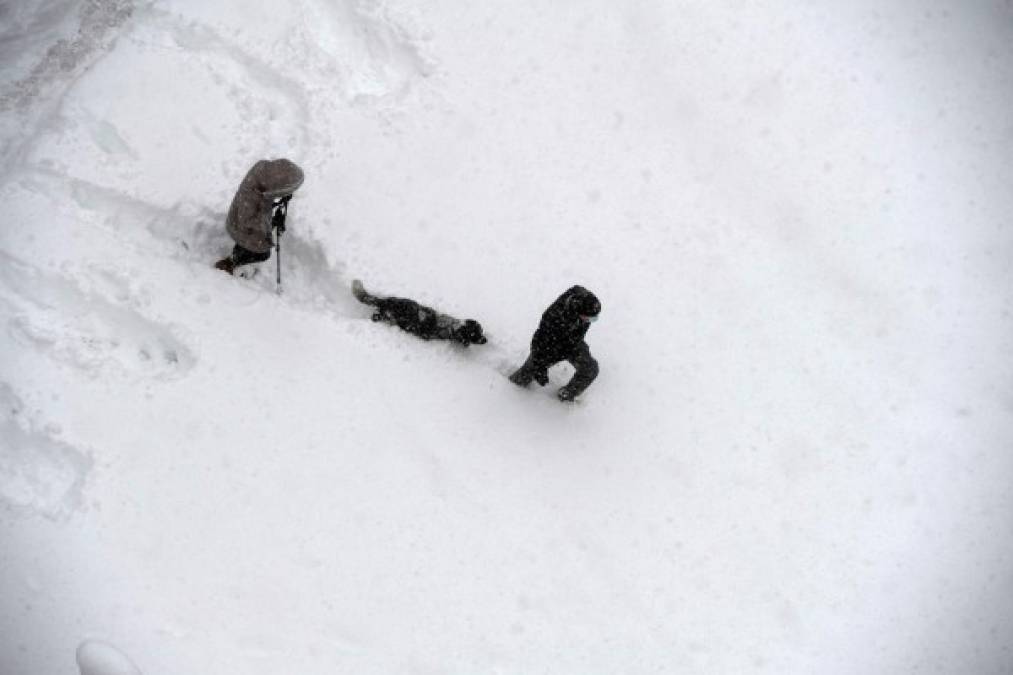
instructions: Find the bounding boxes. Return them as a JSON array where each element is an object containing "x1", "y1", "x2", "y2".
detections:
[{"x1": 352, "y1": 280, "x2": 488, "y2": 346}]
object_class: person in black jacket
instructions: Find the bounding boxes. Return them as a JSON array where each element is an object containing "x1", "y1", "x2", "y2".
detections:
[{"x1": 509, "y1": 285, "x2": 601, "y2": 401}]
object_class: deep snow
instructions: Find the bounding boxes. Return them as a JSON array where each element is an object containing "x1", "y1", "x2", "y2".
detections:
[{"x1": 1, "y1": 1, "x2": 1012, "y2": 673}]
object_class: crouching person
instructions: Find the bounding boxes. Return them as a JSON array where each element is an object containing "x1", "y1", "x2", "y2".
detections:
[
  {"x1": 509, "y1": 285, "x2": 601, "y2": 402},
  {"x1": 215, "y1": 158, "x2": 305, "y2": 275}
]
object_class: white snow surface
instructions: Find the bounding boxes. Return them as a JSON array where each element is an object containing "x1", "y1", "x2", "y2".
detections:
[
  {"x1": 76, "y1": 640, "x2": 141, "y2": 675},
  {"x1": 1, "y1": 1, "x2": 1012, "y2": 673}
]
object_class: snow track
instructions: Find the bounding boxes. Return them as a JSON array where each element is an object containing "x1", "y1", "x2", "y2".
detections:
[
  {"x1": 0, "y1": 251, "x2": 195, "y2": 381},
  {"x1": 0, "y1": 382, "x2": 92, "y2": 520}
]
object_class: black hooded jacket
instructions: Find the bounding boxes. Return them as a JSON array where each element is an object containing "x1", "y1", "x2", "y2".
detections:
[{"x1": 529, "y1": 285, "x2": 600, "y2": 364}]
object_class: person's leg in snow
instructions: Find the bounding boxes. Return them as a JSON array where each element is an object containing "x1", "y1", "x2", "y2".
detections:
[
  {"x1": 214, "y1": 244, "x2": 271, "y2": 275},
  {"x1": 558, "y1": 341, "x2": 599, "y2": 402},
  {"x1": 509, "y1": 354, "x2": 551, "y2": 387}
]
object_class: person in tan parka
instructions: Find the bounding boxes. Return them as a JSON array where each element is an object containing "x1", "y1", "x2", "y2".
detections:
[{"x1": 215, "y1": 158, "x2": 305, "y2": 274}]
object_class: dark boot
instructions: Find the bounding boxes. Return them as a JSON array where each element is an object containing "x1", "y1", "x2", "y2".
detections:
[
  {"x1": 509, "y1": 355, "x2": 549, "y2": 387},
  {"x1": 508, "y1": 366, "x2": 533, "y2": 386},
  {"x1": 231, "y1": 244, "x2": 271, "y2": 267},
  {"x1": 214, "y1": 257, "x2": 235, "y2": 275},
  {"x1": 558, "y1": 386, "x2": 578, "y2": 402}
]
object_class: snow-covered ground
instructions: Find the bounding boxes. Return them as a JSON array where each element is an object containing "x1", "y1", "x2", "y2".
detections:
[{"x1": 1, "y1": 1, "x2": 1011, "y2": 673}]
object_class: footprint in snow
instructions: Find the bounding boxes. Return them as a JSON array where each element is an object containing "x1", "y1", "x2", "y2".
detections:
[
  {"x1": 0, "y1": 253, "x2": 195, "y2": 381},
  {"x1": 0, "y1": 382, "x2": 92, "y2": 521}
]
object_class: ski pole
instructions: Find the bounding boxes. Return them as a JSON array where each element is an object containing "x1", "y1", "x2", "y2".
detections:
[
  {"x1": 272, "y1": 196, "x2": 290, "y2": 295},
  {"x1": 275, "y1": 226, "x2": 282, "y2": 294}
]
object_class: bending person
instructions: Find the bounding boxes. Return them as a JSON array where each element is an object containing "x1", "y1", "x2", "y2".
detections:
[
  {"x1": 509, "y1": 285, "x2": 601, "y2": 402},
  {"x1": 215, "y1": 158, "x2": 304, "y2": 275}
]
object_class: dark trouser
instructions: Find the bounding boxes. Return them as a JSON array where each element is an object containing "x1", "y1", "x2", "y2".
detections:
[
  {"x1": 509, "y1": 341, "x2": 599, "y2": 397},
  {"x1": 231, "y1": 244, "x2": 271, "y2": 269}
]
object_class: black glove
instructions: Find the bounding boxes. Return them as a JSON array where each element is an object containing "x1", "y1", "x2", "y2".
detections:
[
  {"x1": 272, "y1": 195, "x2": 290, "y2": 233},
  {"x1": 272, "y1": 207, "x2": 287, "y2": 234}
]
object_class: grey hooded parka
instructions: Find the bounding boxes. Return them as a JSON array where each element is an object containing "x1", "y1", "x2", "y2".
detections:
[{"x1": 226, "y1": 158, "x2": 305, "y2": 253}]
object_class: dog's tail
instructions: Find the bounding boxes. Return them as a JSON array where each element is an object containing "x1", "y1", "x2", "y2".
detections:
[{"x1": 351, "y1": 279, "x2": 380, "y2": 306}]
